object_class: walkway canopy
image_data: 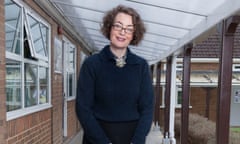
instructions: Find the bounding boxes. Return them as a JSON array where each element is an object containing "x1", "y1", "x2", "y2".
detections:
[
  {"x1": 35, "y1": 1, "x2": 240, "y2": 144},
  {"x1": 37, "y1": 0, "x2": 240, "y2": 65}
]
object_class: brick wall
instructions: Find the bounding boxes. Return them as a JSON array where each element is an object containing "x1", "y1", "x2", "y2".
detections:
[
  {"x1": 51, "y1": 74, "x2": 64, "y2": 144},
  {"x1": 23, "y1": 0, "x2": 83, "y2": 143},
  {"x1": 190, "y1": 87, "x2": 217, "y2": 122},
  {"x1": 7, "y1": 109, "x2": 52, "y2": 144},
  {"x1": 191, "y1": 63, "x2": 219, "y2": 71},
  {"x1": 67, "y1": 100, "x2": 80, "y2": 139},
  {"x1": 16, "y1": 0, "x2": 65, "y2": 143},
  {"x1": 1, "y1": 0, "x2": 84, "y2": 143},
  {"x1": 0, "y1": 0, "x2": 7, "y2": 143},
  {"x1": 158, "y1": 87, "x2": 218, "y2": 128}
]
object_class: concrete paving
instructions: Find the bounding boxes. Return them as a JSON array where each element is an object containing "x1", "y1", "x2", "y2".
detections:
[
  {"x1": 69, "y1": 130, "x2": 83, "y2": 144},
  {"x1": 68, "y1": 124, "x2": 163, "y2": 144}
]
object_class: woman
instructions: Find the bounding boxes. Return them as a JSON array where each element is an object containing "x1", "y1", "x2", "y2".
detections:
[{"x1": 76, "y1": 5, "x2": 154, "y2": 144}]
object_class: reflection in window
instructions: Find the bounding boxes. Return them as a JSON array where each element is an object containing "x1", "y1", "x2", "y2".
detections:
[
  {"x1": 64, "y1": 39, "x2": 76, "y2": 99},
  {"x1": 5, "y1": 0, "x2": 50, "y2": 115},
  {"x1": 68, "y1": 73, "x2": 74, "y2": 97},
  {"x1": 68, "y1": 46, "x2": 75, "y2": 70},
  {"x1": 177, "y1": 87, "x2": 182, "y2": 105},
  {"x1": 24, "y1": 64, "x2": 38, "y2": 107},
  {"x1": 5, "y1": 0, "x2": 22, "y2": 54},
  {"x1": 27, "y1": 14, "x2": 48, "y2": 59},
  {"x1": 39, "y1": 67, "x2": 48, "y2": 104},
  {"x1": 6, "y1": 59, "x2": 22, "y2": 111}
]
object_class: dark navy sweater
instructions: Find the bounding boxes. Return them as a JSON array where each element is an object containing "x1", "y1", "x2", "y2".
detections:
[{"x1": 76, "y1": 45, "x2": 154, "y2": 144}]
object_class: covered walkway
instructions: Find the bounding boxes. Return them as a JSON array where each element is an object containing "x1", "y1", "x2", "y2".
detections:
[{"x1": 35, "y1": 0, "x2": 240, "y2": 144}]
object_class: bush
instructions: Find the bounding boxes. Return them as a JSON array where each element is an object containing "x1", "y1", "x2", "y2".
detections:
[
  {"x1": 174, "y1": 113, "x2": 240, "y2": 144},
  {"x1": 230, "y1": 130, "x2": 240, "y2": 144},
  {"x1": 175, "y1": 113, "x2": 216, "y2": 144}
]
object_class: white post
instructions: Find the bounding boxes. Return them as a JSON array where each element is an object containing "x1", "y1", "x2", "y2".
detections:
[{"x1": 169, "y1": 55, "x2": 177, "y2": 144}]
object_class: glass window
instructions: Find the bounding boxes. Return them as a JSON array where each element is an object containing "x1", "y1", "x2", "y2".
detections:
[
  {"x1": 24, "y1": 63, "x2": 38, "y2": 107},
  {"x1": 160, "y1": 85, "x2": 191, "y2": 108},
  {"x1": 5, "y1": 59, "x2": 22, "y2": 111},
  {"x1": 26, "y1": 13, "x2": 49, "y2": 60},
  {"x1": 68, "y1": 46, "x2": 75, "y2": 71},
  {"x1": 176, "y1": 86, "x2": 182, "y2": 106},
  {"x1": 67, "y1": 73, "x2": 74, "y2": 97},
  {"x1": 39, "y1": 66, "x2": 48, "y2": 104},
  {"x1": 63, "y1": 38, "x2": 76, "y2": 99},
  {"x1": 5, "y1": 0, "x2": 22, "y2": 55},
  {"x1": 5, "y1": 0, "x2": 50, "y2": 117}
]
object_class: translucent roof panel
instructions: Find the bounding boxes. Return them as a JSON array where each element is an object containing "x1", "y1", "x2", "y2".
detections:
[{"x1": 47, "y1": 0, "x2": 240, "y2": 64}]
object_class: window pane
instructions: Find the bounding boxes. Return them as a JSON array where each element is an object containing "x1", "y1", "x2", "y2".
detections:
[
  {"x1": 24, "y1": 63, "x2": 38, "y2": 107},
  {"x1": 24, "y1": 27, "x2": 35, "y2": 60},
  {"x1": 39, "y1": 67, "x2": 48, "y2": 104},
  {"x1": 27, "y1": 14, "x2": 48, "y2": 58},
  {"x1": 6, "y1": 59, "x2": 22, "y2": 111},
  {"x1": 68, "y1": 46, "x2": 75, "y2": 70},
  {"x1": 5, "y1": 0, "x2": 22, "y2": 54},
  {"x1": 177, "y1": 88, "x2": 182, "y2": 104},
  {"x1": 40, "y1": 23, "x2": 48, "y2": 56},
  {"x1": 68, "y1": 73, "x2": 73, "y2": 97}
]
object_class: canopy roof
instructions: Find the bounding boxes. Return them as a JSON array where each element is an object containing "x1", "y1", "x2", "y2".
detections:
[{"x1": 45, "y1": 0, "x2": 240, "y2": 65}]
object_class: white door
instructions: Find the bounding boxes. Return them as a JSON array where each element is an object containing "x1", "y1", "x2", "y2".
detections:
[{"x1": 62, "y1": 36, "x2": 77, "y2": 137}]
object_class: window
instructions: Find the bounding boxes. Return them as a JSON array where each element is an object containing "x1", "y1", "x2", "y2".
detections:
[
  {"x1": 5, "y1": 0, "x2": 22, "y2": 55},
  {"x1": 176, "y1": 86, "x2": 183, "y2": 108},
  {"x1": 63, "y1": 38, "x2": 76, "y2": 100},
  {"x1": 5, "y1": 59, "x2": 22, "y2": 111},
  {"x1": 233, "y1": 64, "x2": 240, "y2": 72},
  {"x1": 160, "y1": 85, "x2": 191, "y2": 108},
  {"x1": 25, "y1": 13, "x2": 49, "y2": 60},
  {"x1": 24, "y1": 63, "x2": 38, "y2": 107},
  {"x1": 5, "y1": 0, "x2": 51, "y2": 120}
]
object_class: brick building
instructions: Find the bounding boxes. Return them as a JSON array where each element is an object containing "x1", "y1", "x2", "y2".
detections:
[
  {"x1": 0, "y1": 0, "x2": 88, "y2": 143},
  {"x1": 0, "y1": 0, "x2": 240, "y2": 144},
  {"x1": 156, "y1": 28, "x2": 240, "y2": 126}
]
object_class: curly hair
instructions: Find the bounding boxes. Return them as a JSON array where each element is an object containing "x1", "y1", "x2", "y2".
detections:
[{"x1": 100, "y1": 5, "x2": 146, "y2": 46}]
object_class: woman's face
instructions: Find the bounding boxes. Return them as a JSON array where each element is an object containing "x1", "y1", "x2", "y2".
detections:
[{"x1": 110, "y1": 12, "x2": 134, "y2": 50}]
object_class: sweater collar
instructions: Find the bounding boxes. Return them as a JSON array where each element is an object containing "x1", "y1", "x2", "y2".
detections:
[{"x1": 99, "y1": 45, "x2": 141, "y2": 64}]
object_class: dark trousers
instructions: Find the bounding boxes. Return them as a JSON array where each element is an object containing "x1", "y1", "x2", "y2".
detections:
[{"x1": 82, "y1": 120, "x2": 138, "y2": 144}]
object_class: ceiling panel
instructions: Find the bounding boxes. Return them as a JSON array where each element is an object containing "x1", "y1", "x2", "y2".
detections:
[{"x1": 42, "y1": 0, "x2": 240, "y2": 64}]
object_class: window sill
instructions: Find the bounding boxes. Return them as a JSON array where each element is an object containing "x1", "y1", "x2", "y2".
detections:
[
  {"x1": 160, "y1": 105, "x2": 192, "y2": 109},
  {"x1": 7, "y1": 104, "x2": 52, "y2": 121},
  {"x1": 67, "y1": 97, "x2": 76, "y2": 101}
]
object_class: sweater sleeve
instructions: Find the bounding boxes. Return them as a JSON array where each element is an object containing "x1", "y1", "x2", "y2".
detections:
[
  {"x1": 76, "y1": 59, "x2": 110, "y2": 144},
  {"x1": 132, "y1": 61, "x2": 154, "y2": 144}
]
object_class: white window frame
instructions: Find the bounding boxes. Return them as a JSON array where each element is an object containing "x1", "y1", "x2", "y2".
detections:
[
  {"x1": 5, "y1": 0, "x2": 51, "y2": 121},
  {"x1": 63, "y1": 37, "x2": 77, "y2": 100},
  {"x1": 24, "y1": 9, "x2": 49, "y2": 61},
  {"x1": 233, "y1": 64, "x2": 240, "y2": 72},
  {"x1": 160, "y1": 85, "x2": 192, "y2": 108}
]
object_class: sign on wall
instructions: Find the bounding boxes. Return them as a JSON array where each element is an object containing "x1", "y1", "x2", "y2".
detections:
[{"x1": 234, "y1": 90, "x2": 240, "y2": 103}]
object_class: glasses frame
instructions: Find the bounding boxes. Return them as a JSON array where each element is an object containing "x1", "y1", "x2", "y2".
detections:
[{"x1": 112, "y1": 22, "x2": 135, "y2": 34}]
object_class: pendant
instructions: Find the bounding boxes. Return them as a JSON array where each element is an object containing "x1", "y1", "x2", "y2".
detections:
[{"x1": 115, "y1": 57, "x2": 126, "y2": 68}]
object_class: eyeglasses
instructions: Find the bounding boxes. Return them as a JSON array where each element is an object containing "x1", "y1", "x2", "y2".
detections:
[{"x1": 112, "y1": 23, "x2": 134, "y2": 34}]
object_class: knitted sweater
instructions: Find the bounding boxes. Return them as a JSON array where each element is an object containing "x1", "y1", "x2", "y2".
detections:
[{"x1": 76, "y1": 45, "x2": 154, "y2": 144}]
